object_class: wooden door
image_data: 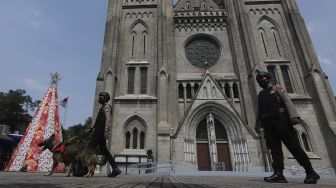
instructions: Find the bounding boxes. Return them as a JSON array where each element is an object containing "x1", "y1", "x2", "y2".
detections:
[
  {"x1": 217, "y1": 143, "x2": 232, "y2": 171},
  {"x1": 197, "y1": 143, "x2": 210, "y2": 171}
]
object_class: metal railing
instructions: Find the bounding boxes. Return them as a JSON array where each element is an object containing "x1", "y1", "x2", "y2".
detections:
[
  {"x1": 213, "y1": 162, "x2": 225, "y2": 171},
  {"x1": 128, "y1": 161, "x2": 175, "y2": 175}
]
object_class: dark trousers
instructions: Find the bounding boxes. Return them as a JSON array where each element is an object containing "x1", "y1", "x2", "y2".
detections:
[
  {"x1": 89, "y1": 137, "x2": 118, "y2": 169},
  {"x1": 263, "y1": 114, "x2": 313, "y2": 172}
]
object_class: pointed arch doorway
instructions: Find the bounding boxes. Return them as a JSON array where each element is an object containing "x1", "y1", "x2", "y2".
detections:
[{"x1": 196, "y1": 114, "x2": 232, "y2": 171}]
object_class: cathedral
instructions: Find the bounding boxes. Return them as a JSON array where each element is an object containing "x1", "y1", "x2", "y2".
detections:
[{"x1": 92, "y1": 0, "x2": 336, "y2": 173}]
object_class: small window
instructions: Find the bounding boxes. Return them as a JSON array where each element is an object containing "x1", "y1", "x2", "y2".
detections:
[
  {"x1": 267, "y1": 65, "x2": 278, "y2": 85},
  {"x1": 186, "y1": 83, "x2": 192, "y2": 99},
  {"x1": 233, "y1": 83, "x2": 239, "y2": 99},
  {"x1": 178, "y1": 83, "x2": 184, "y2": 99},
  {"x1": 224, "y1": 83, "x2": 230, "y2": 98},
  {"x1": 125, "y1": 132, "x2": 131, "y2": 149},
  {"x1": 196, "y1": 119, "x2": 208, "y2": 141},
  {"x1": 133, "y1": 128, "x2": 138, "y2": 149},
  {"x1": 127, "y1": 67, "x2": 136, "y2": 94},
  {"x1": 280, "y1": 66, "x2": 293, "y2": 93},
  {"x1": 140, "y1": 67, "x2": 148, "y2": 94},
  {"x1": 140, "y1": 132, "x2": 145, "y2": 149},
  {"x1": 194, "y1": 83, "x2": 199, "y2": 94}
]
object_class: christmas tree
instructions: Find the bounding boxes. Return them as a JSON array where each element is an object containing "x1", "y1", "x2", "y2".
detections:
[{"x1": 6, "y1": 73, "x2": 63, "y2": 172}]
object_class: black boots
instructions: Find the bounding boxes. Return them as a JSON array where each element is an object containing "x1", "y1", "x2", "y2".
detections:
[
  {"x1": 304, "y1": 171, "x2": 320, "y2": 184},
  {"x1": 264, "y1": 170, "x2": 288, "y2": 183},
  {"x1": 108, "y1": 167, "x2": 121, "y2": 177}
]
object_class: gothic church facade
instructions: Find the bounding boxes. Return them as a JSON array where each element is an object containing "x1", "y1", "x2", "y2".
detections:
[{"x1": 92, "y1": 0, "x2": 336, "y2": 172}]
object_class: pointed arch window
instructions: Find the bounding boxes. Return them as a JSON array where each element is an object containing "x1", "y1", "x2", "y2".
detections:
[
  {"x1": 257, "y1": 17, "x2": 284, "y2": 60},
  {"x1": 233, "y1": 83, "x2": 239, "y2": 99},
  {"x1": 130, "y1": 20, "x2": 148, "y2": 61},
  {"x1": 215, "y1": 120, "x2": 228, "y2": 141},
  {"x1": 271, "y1": 28, "x2": 282, "y2": 57},
  {"x1": 124, "y1": 117, "x2": 147, "y2": 150},
  {"x1": 178, "y1": 83, "x2": 184, "y2": 99},
  {"x1": 267, "y1": 65, "x2": 278, "y2": 85},
  {"x1": 186, "y1": 83, "x2": 192, "y2": 99},
  {"x1": 224, "y1": 83, "x2": 230, "y2": 98},
  {"x1": 196, "y1": 119, "x2": 208, "y2": 141},
  {"x1": 132, "y1": 128, "x2": 138, "y2": 149},
  {"x1": 194, "y1": 83, "x2": 199, "y2": 94},
  {"x1": 143, "y1": 34, "x2": 146, "y2": 58},
  {"x1": 131, "y1": 34, "x2": 135, "y2": 58},
  {"x1": 125, "y1": 132, "x2": 131, "y2": 149},
  {"x1": 140, "y1": 132, "x2": 145, "y2": 149},
  {"x1": 280, "y1": 65, "x2": 293, "y2": 93},
  {"x1": 258, "y1": 28, "x2": 268, "y2": 57}
]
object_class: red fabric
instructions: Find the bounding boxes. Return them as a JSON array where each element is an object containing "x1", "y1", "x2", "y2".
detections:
[{"x1": 52, "y1": 143, "x2": 66, "y2": 153}]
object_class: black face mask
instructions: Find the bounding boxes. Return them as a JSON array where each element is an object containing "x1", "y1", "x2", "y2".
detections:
[{"x1": 257, "y1": 79, "x2": 270, "y2": 88}]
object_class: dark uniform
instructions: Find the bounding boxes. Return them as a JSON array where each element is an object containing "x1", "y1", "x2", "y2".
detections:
[
  {"x1": 258, "y1": 85, "x2": 312, "y2": 172},
  {"x1": 89, "y1": 92, "x2": 121, "y2": 177},
  {"x1": 255, "y1": 71, "x2": 319, "y2": 184}
]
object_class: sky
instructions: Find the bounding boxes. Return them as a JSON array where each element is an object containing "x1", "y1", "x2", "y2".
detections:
[{"x1": 0, "y1": 0, "x2": 335, "y2": 129}]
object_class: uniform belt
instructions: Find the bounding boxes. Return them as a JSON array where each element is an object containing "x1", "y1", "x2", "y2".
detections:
[{"x1": 261, "y1": 108, "x2": 286, "y2": 118}]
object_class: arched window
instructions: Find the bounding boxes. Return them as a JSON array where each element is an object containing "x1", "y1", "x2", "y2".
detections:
[
  {"x1": 224, "y1": 83, "x2": 231, "y2": 98},
  {"x1": 294, "y1": 123, "x2": 314, "y2": 154},
  {"x1": 186, "y1": 83, "x2": 192, "y2": 99},
  {"x1": 215, "y1": 120, "x2": 228, "y2": 141},
  {"x1": 131, "y1": 35, "x2": 135, "y2": 58},
  {"x1": 196, "y1": 119, "x2": 208, "y2": 141},
  {"x1": 143, "y1": 35, "x2": 146, "y2": 58},
  {"x1": 258, "y1": 28, "x2": 268, "y2": 57},
  {"x1": 233, "y1": 83, "x2": 239, "y2": 99},
  {"x1": 267, "y1": 65, "x2": 278, "y2": 84},
  {"x1": 302, "y1": 133, "x2": 311, "y2": 152},
  {"x1": 140, "y1": 132, "x2": 145, "y2": 149},
  {"x1": 124, "y1": 117, "x2": 146, "y2": 150},
  {"x1": 218, "y1": 82, "x2": 223, "y2": 90},
  {"x1": 257, "y1": 17, "x2": 284, "y2": 60},
  {"x1": 178, "y1": 83, "x2": 184, "y2": 99},
  {"x1": 125, "y1": 132, "x2": 131, "y2": 149},
  {"x1": 194, "y1": 83, "x2": 199, "y2": 94},
  {"x1": 133, "y1": 128, "x2": 138, "y2": 149},
  {"x1": 280, "y1": 65, "x2": 293, "y2": 93}
]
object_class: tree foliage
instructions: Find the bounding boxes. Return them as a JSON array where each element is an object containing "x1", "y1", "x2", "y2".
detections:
[
  {"x1": 63, "y1": 117, "x2": 92, "y2": 143},
  {"x1": 0, "y1": 89, "x2": 40, "y2": 133}
]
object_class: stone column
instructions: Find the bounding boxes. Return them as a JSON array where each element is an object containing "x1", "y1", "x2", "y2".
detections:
[{"x1": 207, "y1": 113, "x2": 218, "y2": 170}]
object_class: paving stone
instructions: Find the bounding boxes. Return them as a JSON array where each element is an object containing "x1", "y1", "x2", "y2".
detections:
[{"x1": 0, "y1": 172, "x2": 335, "y2": 188}]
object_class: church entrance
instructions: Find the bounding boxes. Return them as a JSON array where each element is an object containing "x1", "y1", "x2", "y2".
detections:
[{"x1": 196, "y1": 114, "x2": 232, "y2": 171}]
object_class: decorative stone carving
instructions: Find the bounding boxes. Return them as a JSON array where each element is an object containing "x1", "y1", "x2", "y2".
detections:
[{"x1": 185, "y1": 37, "x2": 221, "y2": 68}]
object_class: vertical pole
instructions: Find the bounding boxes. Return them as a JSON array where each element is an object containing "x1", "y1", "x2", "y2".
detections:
[{"x1": 62, "y1": 104, "x2": 68, "y2": 128}]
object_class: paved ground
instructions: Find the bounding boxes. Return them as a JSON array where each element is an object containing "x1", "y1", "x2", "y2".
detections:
[{"x1": 0, "y1": 172, "x2": 335, "y2": 188}]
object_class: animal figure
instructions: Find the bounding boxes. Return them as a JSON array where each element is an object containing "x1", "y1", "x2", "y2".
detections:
[
  {"x1": 79, "y1": 146, "x2": 107, "y2": 177},
  {"x1": 38, "y1": 134, "x2": 106, "y2": 177}
]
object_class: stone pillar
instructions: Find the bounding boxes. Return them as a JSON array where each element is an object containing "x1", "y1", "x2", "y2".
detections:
[
  {"x1": 157, "y1": 70, "x2": 170, "y2": 161},
  {"x1": 207, "y1": 113, "x2": 218, "y2": 170}
]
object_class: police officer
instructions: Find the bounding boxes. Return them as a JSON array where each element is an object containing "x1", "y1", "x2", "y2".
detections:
[
  {"x1": 89, "y1": 91, "x2": 121, "y2": 177},
  {"x1": 255, "y1": 71, "x2": 320, "y2": 184}
]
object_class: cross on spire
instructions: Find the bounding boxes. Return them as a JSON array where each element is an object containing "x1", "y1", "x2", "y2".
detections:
[{"x1": 50, "y1": 72, "x2": 61, "y2": 87}]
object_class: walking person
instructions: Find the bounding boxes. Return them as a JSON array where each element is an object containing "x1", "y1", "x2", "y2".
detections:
[
  {"x1": 255, "y1": 71, "x2": 320, "y2": 184},
  {"x1": 89, "y1": 91, "x2": 121, "y2": 177}
]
